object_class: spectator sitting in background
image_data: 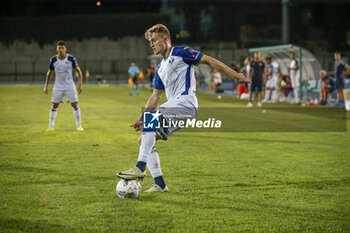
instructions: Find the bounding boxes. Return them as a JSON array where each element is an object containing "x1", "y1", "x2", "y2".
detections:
[
  {"x1": 231, "y1": 61, "x2": 241, "y2": 73},
  {"x1": 237, "y1": 82, "x2": 248, "y2": 98},
  {"x1": 319, "y1": 69, "x2": 335, "y2": 105},
  {"x1": 209, "y1": 69, "x2": 223, "y2": 93},
  {"x1": 277, "y1": 74, "x2": 292, "y2": 102}
]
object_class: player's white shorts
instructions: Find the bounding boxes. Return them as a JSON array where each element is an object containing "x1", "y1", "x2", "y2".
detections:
[
  {"x1": 290, "y1": 74, "x2": 300, "y2": 88},
  {"x1": 156, "y1": 96, "x2": 198, "y2": 140},
  {"x1": 265, "y1": 77, "x2": 278, "y2": 89},
  {"x1": 52, "y1": 88, "x2": 78, "y2": 103}
]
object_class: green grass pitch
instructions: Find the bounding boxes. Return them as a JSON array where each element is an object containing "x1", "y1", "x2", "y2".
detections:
[{"x1": 0, "y1": 86, "x2": 349, "y2": 232}]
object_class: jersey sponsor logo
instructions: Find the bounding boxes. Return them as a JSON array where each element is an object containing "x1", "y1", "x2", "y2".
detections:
[
  {"x1": 163, "y1": 118, "x2": 222, "y2": 129},
  {"x1": 183, "y1": 46, "x2": 189, "y2": 50},
  {"x1": 143, "y1": 110, "x2": 161, "y2": 131}
]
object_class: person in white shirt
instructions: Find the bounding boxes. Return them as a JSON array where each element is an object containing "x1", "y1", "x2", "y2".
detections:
[
  {"x1": 263, "y1": 56, "x2": 280, "y2": 103},
  {"x1": 44, "y1": 41, "x2": 84, "y2": 131},
  {"x1": 117, "y1": 24, "x2": 250, "y2": 192},
  {"x1": 210, "y1": 69, "x2": 222, "y2": 92},
  {"x1": 289, "y1": 52, "x2": 300, "y2": 103}
]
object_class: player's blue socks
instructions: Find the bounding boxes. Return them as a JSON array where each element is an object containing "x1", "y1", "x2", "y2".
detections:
[
  {"x1": 136, "y1": 161, "x2": 146, "y2": 172},
  {"x1": 154, "y1": 176, "x2": 166, "y2": 189},
  {"x1": 130, "y1": 87, "x2": 134, "y2": 95},
  {"x1": 136, "y1": 86, "x2": 139, "y2": 95}
]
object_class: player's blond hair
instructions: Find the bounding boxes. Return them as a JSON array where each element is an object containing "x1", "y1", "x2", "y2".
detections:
[
  {"x1": 144, "y1": 24, "x2": 170, "y2": 41},
  {"x1": 320, "y1": 69, "x2": 327, "y2": 75}
]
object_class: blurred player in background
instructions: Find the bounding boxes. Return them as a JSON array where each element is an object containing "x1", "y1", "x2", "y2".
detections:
[
  {"x1": 263, "y1": 56, "x2": 279, "y2": 103},
  {"x1": 263, "y1": 57, "x2": 273, "y2": 102},
  {"x1": 147, "y1": 63, "x2": 157, "y2": 91},
  {"x1": 238, "y1": 57, "x2": 251, "y2": 99},
  {"x1": 319, "y1": 70, "x2": 335, "y2": 105},
  {"x1": 128, "y1": 61, "x2": 140, "y2": 95},
  {"x1": 138, "y1": 68, "x2": 145, "y2": 87},
  {"x1": 117, "y1": 24, "x2": 250, "y2": 192},
  {"x1": 44, "y1": 41, "x2": 83, "y2": 131},
  {"x1": 271, "y1": 58, "x2": 280, "y2": 102},
  {"x1": 247, "y1": 52, "x2": 266, "y2": 107},
  {"x1": 289, "y1": 52, "x2": 300, "y2": 103},
  {"x1": 209, "y1": 69, "x2": 222, "y2": 93},
  {"x1": 334, "y1": 52, "x2": 350, "y2": 107}
]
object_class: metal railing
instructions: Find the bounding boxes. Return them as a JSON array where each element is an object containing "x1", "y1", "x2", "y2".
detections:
[
  {"x1": 0, "y1": 58, "x2": 150, "y2": 83},
  {"x1": 0, "y1": 51, "x2": 349, "y2": 83}
]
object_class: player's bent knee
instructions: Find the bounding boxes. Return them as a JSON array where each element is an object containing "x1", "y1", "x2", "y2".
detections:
[
  {"x1": 71, "y1": 102, "x2": 78, "y2": 108},
  {"x1": 52, "y1": 103, "x2": 59, "y2": 108}
]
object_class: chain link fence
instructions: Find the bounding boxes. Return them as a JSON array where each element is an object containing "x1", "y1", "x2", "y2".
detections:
[
  {"x1": 0, "y1": 50, "x2": 349, "y2": 84},
  {"x1": 0, "y1": 58, "x2": 150, "y2": 84}
]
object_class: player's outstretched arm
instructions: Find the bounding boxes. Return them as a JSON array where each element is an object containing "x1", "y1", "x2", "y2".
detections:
[
  {"x1": 130, "y1": 89, "x2": 163, "y2": 131},
  {"x1": 76, "y1": 67, "x2": 83, "y2": 94},
  {"x1": 44, "y1": 70, "x2": 54, "y2": 95},
  {"x1": 202, "y1": 55, "x2": 251, "y2": 84}
]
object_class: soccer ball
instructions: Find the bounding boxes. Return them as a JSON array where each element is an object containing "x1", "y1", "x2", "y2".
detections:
[{"x1": 116, "y1": 179, "x2": 141, "y2": 199}]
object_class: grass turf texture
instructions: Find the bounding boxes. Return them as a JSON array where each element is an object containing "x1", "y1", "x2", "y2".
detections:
[{"x1": 0, "y1": 86, "x2": 349, "y2": 233}]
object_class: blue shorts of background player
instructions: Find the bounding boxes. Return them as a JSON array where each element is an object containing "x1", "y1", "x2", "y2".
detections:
[
  {"x1": 335, "y1": 78, "x2": 344, "y2": 89},
  {"x1": 250, "y1": 79, "x2": 263, "y2": 92}
]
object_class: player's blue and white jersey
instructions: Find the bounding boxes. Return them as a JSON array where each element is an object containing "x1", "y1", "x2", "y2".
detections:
[
  {"x1": 266, "y1": 63, "x2": 273, "y2": 79},
  {"x1": 49, "y1": 53, "x2": 79, "y2": 90},
  {"x1": 271, "y1": 61, "x2": 279, "y2": 78},
  {"x1": 154, "y1": 45, "x2": 204, "y2": 107},
  {"x1": 289, "y1": 59, "x2": 299, "y2": 79}
]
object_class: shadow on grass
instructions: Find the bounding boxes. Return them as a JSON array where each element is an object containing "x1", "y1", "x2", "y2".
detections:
[
  {"x1": 0, "y1": 164, "x2": 58, "y2": 174},
  {"x1": 200, "y1": 178, "x2": 350, "y2": 190},
  {"x1": 143, "y1": 180, "x2": 350, "y2": 224},
  {"x1": 177, "y1": 134, "x2": 338, "y2": 145},
  {"x1": 0, "y1": 216, "x2": 93, "y2": 233},
  {"x1": 1, "y1": 164, "x2": 115, "y2": 186}
]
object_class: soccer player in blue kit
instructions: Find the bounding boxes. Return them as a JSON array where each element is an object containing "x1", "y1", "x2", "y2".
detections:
[
  {"x1": 334, "y1": 52, "x2": 350, "y2": 107},
  {"x1": 44, "y1": 41, "x2": 84, "y2": 131},
  {"x1": 117, "y1": 24, "x2": 251, "y2": 192}
]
